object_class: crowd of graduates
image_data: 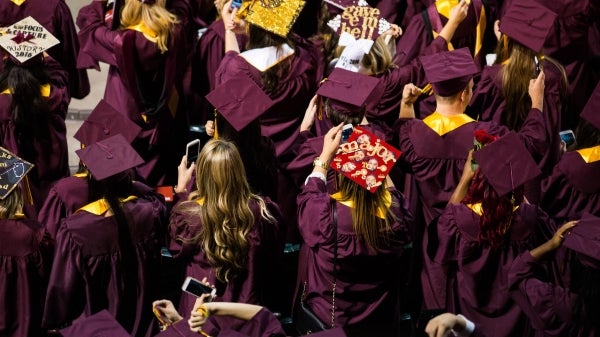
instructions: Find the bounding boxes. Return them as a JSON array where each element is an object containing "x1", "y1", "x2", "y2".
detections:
[{"x1": 1, "y1": 0, "x2": 600, "y2": 336}]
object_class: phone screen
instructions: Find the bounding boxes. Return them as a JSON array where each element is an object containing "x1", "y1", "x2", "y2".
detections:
[
  {"x1": 341, "y1": 124, "x2": 353, "y2": 143},
  {"x1": 186, "y1": 140, "x2": 200, "y2": 167},
  {"x1": 231, "y1": 0, "x2": 242, "y2": 9},
  {"x1": 182, "y1": 277, "x2": 213, "y2": 297},
  {"x1": 559, "y1": 130, "x2": 575, "y2": 147}
]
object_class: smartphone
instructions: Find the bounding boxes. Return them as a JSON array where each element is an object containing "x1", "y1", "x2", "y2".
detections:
[
  {"x1": 231, "y1": 0, "x2": 242, "y2": 9},
  {"x1": 341, "y1": 124, "x2": 353, "y2": 143},
  {"x1": 181, "y1": 276, "x2": 216, "y2": 297},
  {"x1": 559, "y1": 129, "x2": 576, "y2": 148},
  {"x1": 186, "y1": 139, "x2": 201, "y2": 168},
  {"x1": 160, "y1": 247, "x2": 173, "y2": 258},
  {"x1": 533, "y1": 56, "x2": 540, "y2": 77}
]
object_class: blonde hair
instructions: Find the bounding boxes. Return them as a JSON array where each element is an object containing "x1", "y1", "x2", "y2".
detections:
[
  {"x1": 178, "y1": 139, "x2": 274, "y2": 282},
  {"x1": 120, "y1": 0, "x2": 179, "y2": 53},
  {"x1": 0, "y1": 186, "x2": 23, "y2": 219},
  {"x1": 336, "y1": 174, "x2": 396, "y2": 249},
  {"x1": 335, "y1": 34, "x2": 396, "y2": 76}
]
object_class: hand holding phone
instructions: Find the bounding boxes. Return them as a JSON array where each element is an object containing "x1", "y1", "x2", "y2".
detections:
[
  {"x1": 533, "y1": 56, "x2": 540, "y2": 78},
  {"x1": 186, "y1": 139, "x2": 201, "y2": 168},
  {"x1": 559, "y1": 129, "x2": 576, "y2": 148},
  {"x1": 182, "y1": 276, "x2": 216, "y2": 298}
]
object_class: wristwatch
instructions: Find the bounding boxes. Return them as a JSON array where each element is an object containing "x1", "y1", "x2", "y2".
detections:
[{"x1": 313, "y1": 157, "x2": 328, "y2": 170}]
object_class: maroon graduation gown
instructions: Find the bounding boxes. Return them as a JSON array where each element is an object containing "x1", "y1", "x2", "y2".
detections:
[
  {"x1": 0, "y1": 55, "x2": 70, "y2": 217},
  {"x1": 168, "y1": 197, "x2": 285, "y2": 318},
  {"x1": 0, "y1": 0, "x2": 90, "y2": 99},
  {"x1": 296, "y1": 177, "x2": 413, "y2": 334},
  {"x1": 0, "y1": 218, "x2": 51, "y2": 337},
  {"x1": 42, "y1": 192, "x2": 168, "y2": 337}
]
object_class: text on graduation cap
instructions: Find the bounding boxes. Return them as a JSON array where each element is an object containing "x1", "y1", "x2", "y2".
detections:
[
  {"x1": 336, "y1": 136, "x2": 397, "y2": 165},
  {"x1": 340, "y1": 6, "x2": 381, "y2": 40}
]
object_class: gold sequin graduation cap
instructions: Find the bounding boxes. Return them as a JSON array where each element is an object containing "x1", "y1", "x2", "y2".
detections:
[{"x1": 242, "y1": 0, "x2": 306, "y2": 37}]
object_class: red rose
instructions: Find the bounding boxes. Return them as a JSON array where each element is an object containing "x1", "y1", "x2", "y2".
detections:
[{"x1": 473, "y1": 129, "x2": 499, "y2": 145}]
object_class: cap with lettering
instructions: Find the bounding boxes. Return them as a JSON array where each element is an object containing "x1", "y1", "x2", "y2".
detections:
[
  {"x1": 499, "y1": 2, "x2": 557, "y2": 53},
  {"x1": 75, "y1": 134, "x2": 144, "y2": 181},
  {"x1": 0, "y1": 16, "x2": 59, "y2": 65},
  {"x1": 0, "y1": 146, "x2": 34, "y2": 200},
  {"x1": 59, "y1": 310, "x2": 130, "y2": 337},
  {"x1": 317, "y1": 68, "x2": 381, "y2": 117},
  {"x1": 205, "y1": 75, "x2": 275, "y2": 132},
  {"x1": 472, "y1": 132, "x2": 541, "y2": 197},
  {"x1": 243, "y1": 0, "x2": 306, "y2": 37},
  {"x1": 330, "y1": 126, "x2": 401, "y2": 193},
  {"x1": 580, "y1": 82, "x2": 600, "y2": 131},
  {"x1": 74, "y1": 99, "x2": 142, "y2": 145},
  {"x1": 420, "y1": 47, "x2": 479, "y2": 97}
]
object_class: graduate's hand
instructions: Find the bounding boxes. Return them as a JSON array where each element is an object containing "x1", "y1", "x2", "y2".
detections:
[
  {"x1": 188, "y1": 301, "x2": 212, "y2": 333},
  {"x1": 205, "y1": 120, "x2": 215, "y2": 137},
  {"x1": 320, "y1": 123, "x2": 343, "y2": 164},
  {"x1": 401, "y1": 83, "x2": 422, "y2": 106},
  {"x1": 549, "y1": 220, "x2": 578, "y2": 250},
  {"x1": 300, "y1": 95, "x2": 318, "y2": 132},
  {"x1": 221, "y1": 0, "x2": 246, "y2": 34},
  {"x1": 425, "y1": 313, "x2": 467, "y2": 337},
  {"x1": 153, "y1": 299, "x2": 183, "y2": 325},
  {"x1": 176, "y1": 156, "x2": 195, "y2": 193},
  {"x1": 461, "y1": 149, "x2": 475, "y2": 182},
  {"x1": 529, "y1": 70, "x2": 545, "y2": 111},
  {"x1": 448, "y1": 0, "x2": 469, "y2": 26},
  {"x1": 383, "y1": 24, "x2": 403, "y2": 39}
]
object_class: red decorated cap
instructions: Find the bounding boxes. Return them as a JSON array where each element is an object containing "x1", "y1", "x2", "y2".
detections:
[
  {"x1": 327, "y1": 3, "x2": 391, "y2": 46},
  {"x1": 580, "y1": 82, "x2": 600, "y2": 131},
  {"x1": 330, "y1": 126, "x2": 401, "y2": 193},
  {"x1": 60, "y1": 310, "x2": 130, "y2": 337},
  {"x1": 0, "y1": 16, "x2": 59, "y2": 65},
  {"x1": 563, "y1": 212, "x2": 600, "y2": 269},
  {"x1": 205, "y1": 75, "x2": 274, "y2": 132},
  {"x1": 317, "y1": 68, "x2": 381, "y2": 116},
  {"x1": 74, "y1": 99, "x2": 142, "y2": 145},
  {"x1": 0, "y1": 146, "x2": 34, "y2": 200},
  {"x1": 499, "y1": 2, "x2": 557, "y2": 52},
  {"x1": 472, "y1": 131, "x2": 541, "y2": 196},
  {"x1": 75, "y1": 134, "x2": 144, "y2": 181},
  {"x1": 420, "y1": 48, "x2": 478, "y2": 97}
]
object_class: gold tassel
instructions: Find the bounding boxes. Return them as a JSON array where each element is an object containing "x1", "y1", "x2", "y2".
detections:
[
  {"x1": 23, "y1": 175, "x2": 34, "y2": 206},
  {"x1": 213, "y1": 109, "x2": 219, "y2": 140}
]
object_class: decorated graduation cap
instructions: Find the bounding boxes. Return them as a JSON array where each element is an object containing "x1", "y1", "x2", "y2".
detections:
[
  {"x1": 563, "y1": 212, "x2": 600, "y2": 269},
  {"x1": 472, "y1": 131, "x2": 541, "y2": 197},
  {"x1": 330, "y1": 126, "x2": 400, "y2": 193},
  {"x1": 0, "y1": 147, "x2": 34, "y2": 200},
  {"x1": 74, "y1": 99, "x2": 142, "y2": 145},
  {"x1": 323, "y1": 0, "x2": 368, "y2": 14},
  {"x1": 580, "y1": 82, "x2": 600, "y2": 131},
  {"x1": 307, "y1": 328, "x2": 347, "y2": 337},
  {"x1": 75, "y1": 134, "x2": 144, "y2": 181},
  {"x1": 327, "y1": 2, "x2": 391, "y2": 70},
  {"x1": 420, "y1": 47, "x2": 479, "y2": 97},
  {"x1": 0, "y1": 16, "x2": 59, "y2": 66},
  {"x1": 205, "y1": 75, "x2": 275, "y2": 132},
  {"x1": 499, "y1": 1, "x2": 557, "y2": 53},
  {"x1": 60, "y1": 310, "x2": 130, "y2": 337},
  {"x1": 317, "y1": 68, "x2": 382, "y2": 117},
  {"x1": 242, "y1": 0, "x2": 306, "y2": 37}
]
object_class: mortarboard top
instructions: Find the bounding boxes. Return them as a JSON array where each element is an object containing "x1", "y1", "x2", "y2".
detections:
[
  {"x1": 0, "y1": 146, "x2": 34, "y2": 200},
  {"x1": 420, "y1": 47, "x2": 479, "y2": 97},
  {"x1": 317, "y1": 68, "x2": 381, "y2": 116},
  {"x1": 74, "y1": 99, "x2": 142, "y2": 145},
  {"x1": 243, "y1": 0, "x2": 306, "y2": 38},
  {"x1": 472, "y1": 132, "x2": 541, "y2": 197},
  {"x1": 75, "y1": 134, "x2": 144, "y2": 181},
  {"x1": 330, "y1": 126, "x2": 401, "y2": 193},
  {"x1": 59, "y1": 310, "x2": 130, "y2": 337},
  {"x1": 580, "y1": 82, "x2": 600, "y2": 131},
  {"x1": 0, "y1": 16, "x2": 59, "y2": 65},
  {"x1": 323, "y1": 0, "x2": 368, "y2": 14},
  {"x1": 563, "y1": 212, "x2": 600, "y2": 269},
  {"x1": 205, "y1": 76, "x2": 275, "y2": 132},
  {"x1": 498, "y1": 2, "x2": 557, "y2": 53}
]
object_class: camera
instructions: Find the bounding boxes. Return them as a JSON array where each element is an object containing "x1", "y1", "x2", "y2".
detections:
[{"x1": 181, "y1": 276, "x2": 216, "y2": 297}]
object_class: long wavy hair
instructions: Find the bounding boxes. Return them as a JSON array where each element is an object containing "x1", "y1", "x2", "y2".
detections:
[
  {"x1": 246, "y1": 24, "x2": 294, "y2": 93},
  {"x1": 335, "y1": 174, "x2": 396, "y2": 249},
  {"x1": 180, "y1": 139, "x2": 275, "y2": 282},
  {"x1": 569, "y1": 257, "x2": 600, "y2": 333},
  {"x1": 461, "y1": 169, "x2": 525, "y2": 249},
  {"x1": 334, "y1": 34, "x2": 397, "y2": 76},
  {"x1": 120, "y1": 0, "x2": 179, "y2": 53},
  {"x1": 493, "y1": 35, "x2": 567, "y2": 130},
  {"x1": 0, "y1": 59, "x2": 51, "y2": 163},
  {"x1": 0, "y1": 186, "x2": 23, "y2": 219}
]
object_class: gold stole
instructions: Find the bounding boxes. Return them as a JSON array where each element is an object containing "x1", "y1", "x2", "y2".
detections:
[
  {"x1": 330, "y1": 191, "x2": 392, "y2": 220},
  {"x1": 1, "y1": 83, "x2": 51, "y2": 97},
  {"x1": 76, "y1": 196, "x2": 138, "y2": 215},
  {"x1": 576, "y1": 145, "x2": 600, "y2": 163},
  {"x1": 422, "y1": 112, "x2": 475, "y2": 136}
]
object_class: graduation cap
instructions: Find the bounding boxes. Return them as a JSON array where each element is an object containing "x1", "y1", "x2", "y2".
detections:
[
  {"x1": 59, "y1": 310, "x2": 130, "y2": 337},
  {"x1": 330, "y1": 126, "x2": 400, "y2": 193},
  {"x1": 0, "y1": 16, "x2": 60, "y2": 65},
  {"x1": 499, "y1": 2, "x2": 557, "y2": 53},
  {"x1": 243, "y1": 0, "x2": 306, "y2": 37},
  {"x1": 317, "y1": 68, "x2": 382, "y2": 116},
  {"x1": 322, "y1": 0, "x2": 369, "y2": 14},
  {"x1": 580, "y1": 82, "x2": 600, "y2": 131},
  {"x1": 75, "y1": 134, "x2": 144, "y2": 181},
  {"x1": 74, "y1": 99, "x2": 142, "y2": 145},
  {"x1": 472, "y1": 132, "x2": 541, "y2": 197},
  {"x1": 205, "y1": 76, "x2": 274, "y2": 132},
  {"x1": 563, "y1": 212, "x2": 600, "y2": 269},
  {"x1": 0, "y1": 146, "x2": 34, "y2": 200},
  {"x1": 420, "y1": 47, "x2": 479, "y2": 97}
]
